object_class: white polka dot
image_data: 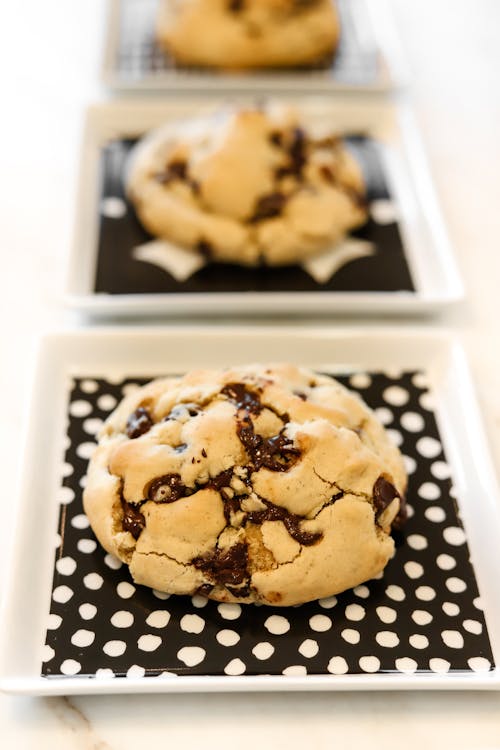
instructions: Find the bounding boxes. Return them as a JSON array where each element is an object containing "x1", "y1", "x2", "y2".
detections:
[
  {"x1": 299, "y1": 639, "x2": 319, "y2": 658},
  {"x1": 403, "y1": 455, "x2": 417, "y2": 475},
  {"x1": 468, "y1": 657, "x2": 491, "y2": 673},
  {"x1": 429, "y1": 658, "x2": 450, "y2": 674},
  {"x1": 54, "y1": 532, "x2": 62, "y2": 549},
  {"x1": 56, "y1": 556, "x2": 77, "y2": 576},
  {"x1": 473, "y1": 596, "x2": 484, "y2": 611},
  {"x1": 80, "y1": 379, "x2": 98, "y2": 393},
  {"x1": 376, "y1": 606, "x2": 397, "y2": 624},
  {"x1": 443, "y1": 526, "x2": 466, "y2": 545},
  {"x1": 415, "y1": 586, "x2": 436, "y2": 601},
  {"x1": 412, "y1": 610, "x2": 433, "y2": 626},
  {"x1": 283, "y1": 665, "x2": 308, "y2": 676},
  {"x1": 370, "y1": 199, "x2": 398, "y2": 224},
  {"x1": 349, "y1": 373, "x2": 372, "y2": 389},
  {"x1": 103, "y1": 640, "x2": 126, "y2": 657},
  {"x1": 376, "y1": 631, "x2": 399, "y2": 648},
  {"x1": 47, "y1": 614, "x2": 62, "y2": 630},
  {"x1": 353, "y1": 585, "x2": 370, "y2": 599},
  {"x1": 58, "y1": 486, "x2": 75, "y2": 505},
  {"x1": 180, "y1": 614, "x2": 205, "y2": 634},
  {"x1": 217, "y1": 603, "x2": 241, "y2": 620},
  {"x1": 383, "y1": 386, "x2": 409, "y2": 406},
  {"x1": 53, "y1": 585, "x2": 73, "y2": 604},
  {"x1": 425, "y1": 506, "x2": 446, "y2": 523},
  {"x1": 76, "y1": 441, "x2": 96, "y2": 460},
  {"x1": 341, "y1": 628, "x2": 360, "y2": 644},
  {"x1": 436, "y1": 553, "x2": 456, "y2": 570},
  {"x1": 418, "y1": 482, "x2": 440, "y2": 501},
  {"x1": 463, "y1": 619, "x2": 482, "y2": 635},
  {"x1": 224, "y1": 658, "x2": 246, "y2": 676},
  {"x1": 71, "y1": 629, "x2": 95, "y2": 647},
  {"x1": 407, "y1": 534, "x2": 428, "y2": 551},
  {"x1": 385, "y1": 585, "x2": 405, "y2": 602},
  {"x1": 83, "y1": 418, "x2": 103, "y2": 436},
  {"x1": 419, "y1": 392, "x2": 435, "y2": 411},
  {"x1": 412, "y1": 373, "x2": 429, "y2": 389},
  {"x1": 441, "y1": 630, "x2": 464, "y2": 649},
  {"x1": 328, "y1": 656, "x2": 349, "y2": 675},
  {"x1": 252, "y1": 642, "x2": 275, "y2": 660},
  {"x1": 121, "y1": 383, "x2": 141, "y2": 396},
  {"x1": 97, "y1": 394, "x2": 118, "y2": 411},
  {"x1": 431, "y1": 461, "x2": 451, "y2": 480},
  {"x1": 79, "y1": 475, "x2": 87, "y2": 489},
  {"x1": 138, "y1": 635, "x2": 162, "y2": 652},
  {"x1": 309, "y1": 614, "x2": 332, "y2": 632},
  {"x1": 404, "y1": 561, "x2": 424, "y2": 579},
  {"x1": 409, "y1": 634, "x2": 429, "y2": 649},
  {"x1": 359, "y1": 656, "x2": 380, "y2": 673},
  {"x1": 400, "y1": 412, "x2": 425, "y2": 432},
  {"x1": 84, "y1": 573, "x2": 103, "y2": 590},
  {"x1": 127, "y1": 665, "x2": 146, "y2": 678},
  {"x1": 442, "y1": 601, "x2": 460, "y2": 616},
  {"x1": 265, "y1": 615, "x2": 290, "y2": 635},
  {"x1": 416, "y1": 436, "x2": 442, "y2": 458},
  {"x1": 95, "y1": 668, "x2": 115, "y2": 679},
  {"x1": 152, "y1": 590, "x2": 170, "y2": 600},
  {"x1": 79, "y1": 603, "x2": 97, "y2": 620},
  {"x1": 42, "y1": 645, "x2": 55, "y2": 663},
  {"x1": 177, "y1": 646, "x2": 206, "y2": 666},
  {"x1": 101, "y1": 196, "x2": 127, "y2": 218},
  {"x1": 111, "y1": 610, "x2": 134, "y2": 628},
  {"x1": 61, "y1": 462, "x2": 73, "y2": 478},
  {"x1": 405, "y1": 503, "x2": 415, "y2": 519},
  {"x1": 191, "y1": 595, "x2": 209, "y2": 608},
  {"x1": 77, "y1": 538, "x2": 97, "y2": 553},
  {"x1": 396, "y1": 657, "x2": 418, "y2": 674},
  {"x1": 117, "y1": 581, "x2": 136, "y2": 599},
  {"x1": 446, "y1": 576, "x2": 467, "y2": 593},
  {"x1": 344, "y1": 603, "x2": 366, "y2": 621},
  {"x1": 104, "y1": 553, "x2": 122, "y2": 570},
  {"x1": 318, "y1": 596, "x2": 337, "y2": 609},
  {"x1": 71, "y1": 514, "x2": 90, "y2": 529},
  {"x1": 146, "y1": 610, "x2": 170, "y2": 629},
  {"x1": 69, "y1": 399, "x2": 93, "y2": 417},
  {"x1": 216, "y1": 629, "x2": 240, "y2": 647},
  {"x1": 375, "y1": 407, "x2": 393, "y2": 425},
  {"x1": 60, "y1": 659, "x2": 81, "y2": 675},
  {"x1": 386, "y1": 429, "x2": 404, "y2": 447}
]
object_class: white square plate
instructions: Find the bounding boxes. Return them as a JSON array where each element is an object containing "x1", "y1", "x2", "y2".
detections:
[
  {"x1": 66, "y1": 97, "x2": 462, "y2": 317},
  {"x1": 0, "y1": 326, "x2": 499, "y2": 695},
  {"x1": 101, "y1": 0, "x2": 407, "y2": 93}
]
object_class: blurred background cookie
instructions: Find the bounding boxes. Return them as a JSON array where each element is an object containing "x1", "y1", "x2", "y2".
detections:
[{"x1": 156, "y1": 0, "x2": 340, "y2": 69}]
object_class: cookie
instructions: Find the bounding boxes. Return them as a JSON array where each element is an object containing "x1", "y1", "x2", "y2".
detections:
[
  {"x1": 83, "y1": 365, "x2": 407, "y2": 606},
  {"x1": 126, "y1": 106, "x2": 367, "y2": 266},
  {"x1": 156, "y1": 0, "x2": 340, "y2": 69}
]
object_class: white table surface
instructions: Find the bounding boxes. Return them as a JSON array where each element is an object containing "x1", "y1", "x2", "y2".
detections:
[{"x1": 1, "y1": 0, "x2": 500, "y2": 747}]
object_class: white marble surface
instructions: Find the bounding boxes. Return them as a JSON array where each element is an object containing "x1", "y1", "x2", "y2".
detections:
[{"x1": 1, "y1": 0, "x2": 500, "y2": 746}]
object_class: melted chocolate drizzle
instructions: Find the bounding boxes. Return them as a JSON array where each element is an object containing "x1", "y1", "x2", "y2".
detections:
[
  {"x1": 237, "y1": 416, "x2": 300, "y2": 472},
  {"x1": 121, "y1": 500, "x2": 145, "y2": 540},
  {"x1": 148, "y1": 473, "x2": 188, "y2": 503},
  {"x1": 125, "y1": 407, "x2": 153, "y2": 439},
  {"x1": 246, "y1": 499, "x2": 322, "y2": 546},
  {"x1": 221, "y1": 382, "x2": 263, "y2": 415},
  {"x1": 250, "y1": 192, "x2": 287, "y2": 222},
  {"x1": 193, "y1": 542, "x2": 248, "y2": 587}
]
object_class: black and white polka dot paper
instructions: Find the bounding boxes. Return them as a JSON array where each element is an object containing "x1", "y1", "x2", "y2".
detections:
[
  {"x1": 42, "y1": 372, "x2": 494, "y2": 679},
  {"x1": 114, "y1": 0, "x2": 380, "y2": 87}
]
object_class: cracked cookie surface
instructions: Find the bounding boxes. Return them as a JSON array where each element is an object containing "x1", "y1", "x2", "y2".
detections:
[
  {"x1": 83, "y1": 365, "x2": 407, "y2": 606},
  {"x1": 156, "y1": 0, "x2": 340, "y2": 70},
  {"x1": 125, "y1": 106, "x2": 367, "y2": 267}
]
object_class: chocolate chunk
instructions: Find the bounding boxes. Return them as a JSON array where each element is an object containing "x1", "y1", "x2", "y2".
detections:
[
  {"x1": 319, "y1": 165, "x2": 336, "y2": 184},
  {"x1": 122, "y1": 500, "x2": 145, "y2": 540},
  {"x1": 373, "y1": 476, "x2": 407, "y2": 529},
  {"x1": 155, "y1": 159, "x2": 187, "y2": 184},
  {"x1": 148, "y1": 473, "x2": 187, "y2": 503},
  {"x1": 208, "y1": 468, "x2": 234, "y2": 491},
  {"x1": 225, "y1": 584, "x2": 251, "y2": 598},
  {"x1": 269, "y1": 131, "x2": 283, "y2": 147},
  {"x1": 197, "y1": 239, "x2": 213, "y2": 258},
  {"x1": 193, "y1": 542, "x2": 248, "y2": 587},
  {"x1": 288, "y1": 127, "x2": 307, "y2": 174},
  {"x1": 221, "y1": 382, "x2": 263, "y2": 415},
  {"x1": 236, "y1": 416, "x2": 300, "y2": 472},
  {"x1": 125, "y1": 407, "x2": 153, "y2": 439},
  {"x1": 250, "y1": 192, "x2": 287, "y2": 222},
  {"x1": 196, "y1": 583, "x2": 214, "y2": 596},
  {"x1": 228, "y1": 0, "x2": 245, "y2": 11},
  {"x1": 246, "y1": 499, "x2": 322, "y2": 546}
]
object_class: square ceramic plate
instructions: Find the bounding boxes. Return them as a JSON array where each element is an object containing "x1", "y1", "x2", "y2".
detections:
[
  {"x1": 1, "y1": 327, "x2": 499, "y2": 695},
  {"x1": 65, "y1": 97, "x2": 462, "y2": 317},
  {"x1": 101, "y1": 0, "x2": 407, "y2": 93}
]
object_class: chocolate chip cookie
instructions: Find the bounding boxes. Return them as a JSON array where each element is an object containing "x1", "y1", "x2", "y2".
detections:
[
  {"x1": 126, "y1": 106, "x2": 367, "y2": 266},
  {"x1": 83, "y1": 365, "x2": 407, "y2": 606},
  {"x1": 156, "y1": 0, "x2": 340, "y2": 69}
]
